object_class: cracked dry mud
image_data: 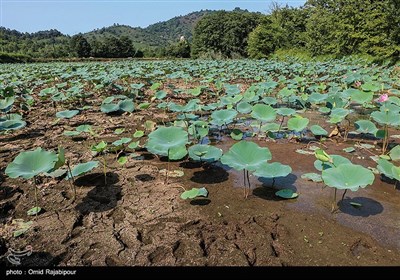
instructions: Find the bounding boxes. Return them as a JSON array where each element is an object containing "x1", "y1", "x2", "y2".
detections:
[{"x1": 1, "y1": 88, "x2": 400, "y2": 266}]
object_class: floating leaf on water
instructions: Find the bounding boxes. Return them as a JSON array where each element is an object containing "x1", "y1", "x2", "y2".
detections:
[
  {"x1": 356, "y1": 143, "x2": 375, "y2": 149},
  {"x1": 343, "y1": 147, "x2": 355, "y2": 153},
  {"x1": 301, "y1": 173, "x2": 323, "y2": 182},
  {"x1": 275, "y1": 189, "x2": 298, "y2": 199},
  {"x1": 27, "y1": 207, "x2": 42, "y2": 216},
  {"x1": 308, "y1": 146, "x2": 319, "y2": 151},
  {"x1": 159, "y1": 169, "x2": 185, "y2": 177}
]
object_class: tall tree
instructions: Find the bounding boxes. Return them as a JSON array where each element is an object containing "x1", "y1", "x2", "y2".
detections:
[
  {"x1": 191, "y1": 9, "x2": 261, "y2": 58},
  {"x1": 71, "y1": 34, "x2": 91, "y2": 57}
]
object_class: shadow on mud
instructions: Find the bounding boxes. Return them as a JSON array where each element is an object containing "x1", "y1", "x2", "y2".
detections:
[
  {"x1": 75, "y1": 172, "x2": 119, "y2": 187},
  {"x1": 190, "y1": 164, "x2": 229, "y2": 184},
  {"x1": 339, "y1": 197, "x2": 384, "y2": 217},
  {"x1": 253, "y1": 173, "x2": 298, "y2": 201},
  {"x1": 190, "y1": 199, "x2": 211, "y2": 206},
  {"x1": 75, "y1": 172, "x2": 122, "y2": 215}
]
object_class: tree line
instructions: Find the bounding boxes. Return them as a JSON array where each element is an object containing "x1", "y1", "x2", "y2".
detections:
[
  {"x1": 191, "y1": 1, "x2": 400, "y2": 61},
  {"x1": 1, "y1": 1, "x2": 399, "y2": 62}
]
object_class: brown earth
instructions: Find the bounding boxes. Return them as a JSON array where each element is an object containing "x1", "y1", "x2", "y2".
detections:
[{"x1": 0, "y1": 89, "x2": 400, "y2": 266}]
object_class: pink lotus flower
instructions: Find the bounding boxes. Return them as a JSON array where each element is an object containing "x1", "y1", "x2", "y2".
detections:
[
  {"x1": 354, "y1": 81, "x2": 362, "y2": 87},
  {"x1": 378, "y1": 94, "x2": 388, "y2": 102}
]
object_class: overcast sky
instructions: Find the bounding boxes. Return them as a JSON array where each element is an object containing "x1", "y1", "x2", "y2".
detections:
[{"x1": 1, "y1": 0, "x2": 306, "y2": 35}]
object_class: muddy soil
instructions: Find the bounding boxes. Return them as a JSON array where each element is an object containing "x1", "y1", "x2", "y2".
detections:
[{"x1": 0, "y1": 88, "x2": 400, "y2": 266}]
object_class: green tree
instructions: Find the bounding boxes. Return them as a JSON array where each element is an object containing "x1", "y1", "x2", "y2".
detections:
[
  {"x1": 71, "y1": 34, "x2": 91, "y2": 57},
  {"x1": 191, "y1": 9, "x2": 261, "y2": 58}
]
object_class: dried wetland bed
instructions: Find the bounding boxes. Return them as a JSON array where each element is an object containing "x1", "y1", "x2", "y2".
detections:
[{"x1": 0, "y1": 59, "x2": 400, "y2": 266}]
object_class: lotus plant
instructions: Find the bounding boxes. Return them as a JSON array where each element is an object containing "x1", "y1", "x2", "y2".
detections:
[{"x1": 5, "y1": 148, "x2": 58, "y2": 216}]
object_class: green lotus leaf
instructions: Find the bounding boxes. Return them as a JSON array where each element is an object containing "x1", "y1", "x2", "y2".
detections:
[
  {"x1": 27, "y1": 207, "x2": 42, "y2": 216},
  {"x1": 56, "y1": 110, "x2": 79, "y2": 119},
  {"x1": 0, "y1": 120, "x2": 26, "y2": 131},
  {"x1": 102, "y1": 96, "x2": 115, "y2": 104},
  {"x1": 112, "y1": 137, "x2": 132, "y2": 147},
  {"x1": 133, "y1": 130, "x2": 144, "y2": 138},
  {"x1": 287, "y1": 116, "x2": 309, "y2": 132},
  {"x1": 181, "y1": 187, "x2": 208, "y2": 200},
  {"x1": 128, "y1": 141, "x2": 140, "y2": 150},
  {"x1": 392, "y1": 166, "x2": 400, "y2": 181},
  {"x1": 389, "y1": 145, "x2": 400, "y2": 161},
  {"x1": 114, "y1": 128, "x2": 125, "y2": 135},
  {"x1": 146, "y1": 126, "x2": 188, "y2": 158},
  {"x1": 91, "y1": 141, "x2": 108, "y2": 153},
  {"x1": 53, "y1": 147, "x2": 65, "y2": 170},
  {"x1": 66, "y1": 161, "x2": 99, "y2": 179},
  {"x1": 276, "y1": 108, "x2": 296, "y2": 116},
  {"x1": 155, "y1": 90, "x2": 167, "y2": 100},
  {"x1": 314, "y1": 154, "x2": 351, "y2": 171},
  {"x1": 308, "y1": 93, "x2": 327, "y2": 103},
  {"x1": 275, "y1": 189, "x2": 298, "y2": 199},
  {"x1": 361, "y1": 82, "x2": 381, "y2": 92},
  {"x1": 254, "y1": 162, "x2": 292, "y2": 178},
  {"x1": 260, "y1": 123, "x2": 280, "y2": 133},
  {"x1": 343, "y1": 147, "x2": 355, "y2": 153},
  {"x1": 310, "y1": 125, "x2": 328, "y2": 136},
  {"x1": 63, "y1": 131, "x2": 81, "y2": 136},
  {"x1": 0, "y1": 113, "x2": 22, "y2": 122},
  {"x1": 230, "y1": 129, "x2": 243, "y2": 141},
  {"x1": 319, "y1": 107, "x2": 331, "y2": 114},
  {"x1": 168, "y1": 145, "x2": 188, "y2": 160},
  {"x1": 262, "y1": 97, "x2": 277, "y2": 105},
  {"x1": 118, "y1": 156, "x2": 128, "y2": 165},
  {"x1": 188, "y1": 144, "x2": 222, "y2": 162},
  {"x1": 377, "y1": 158, "x2": 396, "y2": 179},
  {"x1": 314, "y1": 149, "x2": 331, "y2": 163},
  {"x1": 348, "y1": 89, "x2": 373, "y2": 104},
  {"x1": 301, "y1": 173, "x2": 323, "y2": 182},
  {"x1": 101, "y1": 103, "x2": 119, "y2": 113},
  {"x1": 237, "y1": 102, "x2": 252, "y2": 114},
  {"x1": 5, "y1": 148, "x2": 58, "y2": 179},
  {"x1": 0, "y1": 97, "x2": 14, "y2": 111},
  {"x1": 322, "y1": 163, "x2": 375, "y2": 191},
  {"x1": 251, "y1": 104, "x2": 276, "y2": 123},
  {"x1": 354, "y1": 120, "x2": 378, "y2": 134},
  {"x1": 211, "y1": 109, "x2": 237, "y2": 126},
  {"x1": 221, "y1": 141, "x2": 272, "y2": 172},
  {"x1": 188, "y1": 121, "x2": 209, "y2": 138},
  {"x1": 118, "y1": 99, "x2": 135, "y2": 113},
  {"x1": 371, "y1": 111, "x2": 400, "y2": 126},
  {"x1": 76, "y1": 124, "x2": 92, "y2": 133}
]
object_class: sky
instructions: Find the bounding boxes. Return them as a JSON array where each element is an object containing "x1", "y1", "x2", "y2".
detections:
[{"x1": 0, "y1": 0, "x2": 306, "y2": 35}]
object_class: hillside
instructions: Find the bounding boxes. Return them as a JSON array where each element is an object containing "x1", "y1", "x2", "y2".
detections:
[{"x1": 84, "y1": 10, "x2": 215, "y2": 48}]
